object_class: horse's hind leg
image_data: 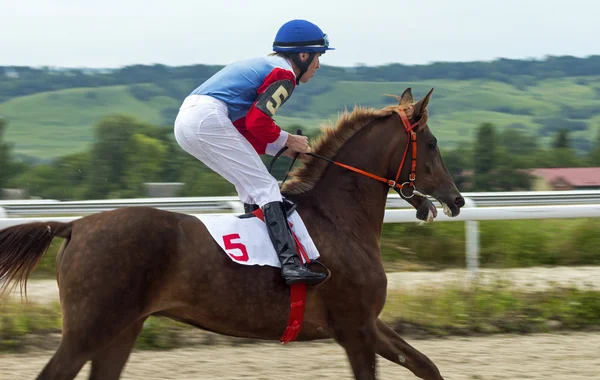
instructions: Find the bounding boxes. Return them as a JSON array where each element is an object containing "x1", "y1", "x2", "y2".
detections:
[
  {"x1": 37, "y1": 317, "x2": 145, "y2": 380},
  {"x1": 36, "y1": 342, "x2": 88, "y2": 380},
  {"x1": 88, "y1": 319, "x2": 146, "y2": 380},
  {"x1": 37, "y1": 288, "x2": 146, "y2": 380},
  {"x1": 374, "y1": 318, "x2": 444, "y2": 380}
]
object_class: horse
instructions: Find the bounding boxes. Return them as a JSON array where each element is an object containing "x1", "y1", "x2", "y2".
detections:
[{"x1": 0, "y1": 87, "x2": 465, "y2": 380}]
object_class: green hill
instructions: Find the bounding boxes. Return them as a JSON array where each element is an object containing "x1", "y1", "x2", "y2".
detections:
[{"x1": 2, "y1": 66, "x2": 600, "y2": 160}]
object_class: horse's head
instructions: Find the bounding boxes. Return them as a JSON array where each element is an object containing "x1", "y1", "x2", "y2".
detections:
[
  {"x1": 282, "y1": 88, "x2": 464, "y2": 223},
  {"x1": 386, "y1": 88, "x2": 465, "y2": 221}
]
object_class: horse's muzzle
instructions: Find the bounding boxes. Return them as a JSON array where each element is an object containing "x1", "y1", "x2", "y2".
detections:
[{"x1": 455, "y1": 196, "x2": 465, "y2": 209}]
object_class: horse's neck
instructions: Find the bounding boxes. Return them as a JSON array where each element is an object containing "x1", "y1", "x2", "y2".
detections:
[
  {"x1": 316, "y1": 179, "x2": 389, "y2": 239},
  {"x1": 302, "y1": 119, "x2": 397, "y2": 241}
]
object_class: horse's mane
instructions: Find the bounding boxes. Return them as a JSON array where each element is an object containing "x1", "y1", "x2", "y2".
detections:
[{"x1": 282, "y1": 99, "x2": 425, "y2": 196}]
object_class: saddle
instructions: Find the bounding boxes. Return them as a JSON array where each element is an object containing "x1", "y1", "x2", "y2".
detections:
[{"x1": 197, "y1": 198, "x2": 329, "y2": 343}]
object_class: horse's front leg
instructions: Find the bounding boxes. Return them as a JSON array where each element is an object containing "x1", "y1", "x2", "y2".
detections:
[
  {"x1": 332, "y1": 319, "x2": 378, "y2": 380},
  {"x1": 375, "y1": 318, "x2": 444, "y2": 380}
]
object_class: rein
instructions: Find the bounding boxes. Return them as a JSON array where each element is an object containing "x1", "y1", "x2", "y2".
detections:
[
  {"x1": 268, "y1": 129, "x2": 303, "y2": 185},
  {"x1": 270, "y1": 108, "x2": 423, "y2": 199}
]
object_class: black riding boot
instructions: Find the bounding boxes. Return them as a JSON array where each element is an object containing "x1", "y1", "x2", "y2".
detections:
[
  {"x1": 244, "y1": 203, "x2": 259, "y2": 213},
  {"x1": 262, "y1": 201, "x2": 327, "y2": 286}
]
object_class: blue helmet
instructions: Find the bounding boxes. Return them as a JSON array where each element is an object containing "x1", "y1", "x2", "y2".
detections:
[{"x1": 273, "y1": 19, "x2": 334, "y2": 53}]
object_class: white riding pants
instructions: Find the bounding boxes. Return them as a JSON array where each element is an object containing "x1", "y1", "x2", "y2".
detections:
[{"x1": 174, "y1": 95, "x2": 282, "y2": 207}]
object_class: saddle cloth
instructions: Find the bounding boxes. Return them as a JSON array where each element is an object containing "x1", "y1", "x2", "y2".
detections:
[{"x1": 196, "y1": 211, "x2": 320, "y2": 267}]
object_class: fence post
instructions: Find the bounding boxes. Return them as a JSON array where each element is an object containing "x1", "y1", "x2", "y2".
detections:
[
  {"x1": 463, "y1": 197, "x2": 479, "y2": 279},
  {"x1": 0, "y1": 207, "x2": 6, "y2": 219}
]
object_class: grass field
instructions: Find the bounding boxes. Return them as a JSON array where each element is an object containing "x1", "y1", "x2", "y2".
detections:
[{"x1": 1, "y1": 76, "x2": 600, "y2": 159}]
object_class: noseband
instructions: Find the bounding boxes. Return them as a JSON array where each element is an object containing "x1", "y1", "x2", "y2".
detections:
[{"x1": 271, "y1": 108, "x2": 424, "y2": 199}]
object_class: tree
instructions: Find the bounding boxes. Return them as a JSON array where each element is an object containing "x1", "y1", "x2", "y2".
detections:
[
  {"x1": 553, "y1": 129, "x2": 570, "y2": 149},
  {"x1": 473, "y1": 123, "x2": 497, "y2": 191},
  {"x1": 8, "y1": 152, "x2": 91, "y2": 200},
  {"x1": 498, "y1": 129, "x2": 539, "y2": 158},
  {"x1": 9, "y1": 164, "x2": 68, "y2": 200},
  {"x1": 533, "y1": 147, "x2": 583, "y2": 168},
  {"x1": 154, "y1": 129, "x2": 193, "y2": 183},
  {"x1": 588, "y1": 127, "x2": 600, "y2": 166},
  {"x1": 542, "y1": 129, "x2": 583, "y2": 168},
  {"x1": 56, "y1": 152, "x2": 91, "y2": 195},
  {"x1": 120, "y1": 133, "x2": 167, "y2": 198},
  {"x1": 85, "y1": 115, "x2": 142, "y2": 199},
  {"x1": 440, "y1": 146, "x2": 472, "y2": 191},
  {"x1": 0, "y1": 119, "x2": 13, "y2": 191},
  {"x1": 178, "y1": 163, "x2": 235, "y2": 197}
]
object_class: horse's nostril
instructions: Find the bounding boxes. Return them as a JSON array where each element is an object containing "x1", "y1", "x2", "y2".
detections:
[{"x1": 455, "y1": 196, "x2": 465, "y2": 208}]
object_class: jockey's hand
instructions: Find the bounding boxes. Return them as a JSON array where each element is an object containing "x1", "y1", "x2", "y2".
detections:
[{"x1": 286, "y1": 134, "x2": 311, "y2": 153}]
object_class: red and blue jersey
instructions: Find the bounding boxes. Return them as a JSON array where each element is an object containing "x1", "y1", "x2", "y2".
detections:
[{"x1": 190, "y1": 56, "x2": 296, "y2": 155}]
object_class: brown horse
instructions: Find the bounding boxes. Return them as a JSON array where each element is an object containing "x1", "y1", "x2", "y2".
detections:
[{"x1": 0, "y1": 88, "x2": 464, "y2": 380}]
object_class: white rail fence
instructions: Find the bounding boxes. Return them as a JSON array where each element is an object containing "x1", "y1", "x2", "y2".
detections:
[
  {"x1": 2, "y1": 190, "x2": 600, "y2": 216},
  {"x1": 1, "y1": 191, "x2": 600, "y2": 276}
]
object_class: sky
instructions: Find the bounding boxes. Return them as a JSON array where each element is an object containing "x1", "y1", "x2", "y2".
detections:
[{"x1": 1, "y1": 0, "x2": 599, "y2": 69}]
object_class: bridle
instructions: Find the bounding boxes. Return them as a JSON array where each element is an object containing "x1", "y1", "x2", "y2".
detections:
[{"x1": 270, "y1": 108, "x2": 424, "y2": 199}]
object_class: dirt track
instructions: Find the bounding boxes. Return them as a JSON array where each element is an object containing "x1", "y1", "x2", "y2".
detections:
[
  {"x1": 6, "y1": 266, "x2": 600, "y2": 304},
  {"x1": 2, "y1": 267, "x2": 600, "y2": 379},
  {"x1": 1, "y1": 332, "x2": 599, "y2": 379}
]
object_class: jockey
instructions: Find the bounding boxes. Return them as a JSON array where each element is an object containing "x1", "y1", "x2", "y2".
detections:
[{"x1": 174, "y1": 19, "x2": 334, "y2": 286}]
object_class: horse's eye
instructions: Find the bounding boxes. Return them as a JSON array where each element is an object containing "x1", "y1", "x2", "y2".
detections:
[{"x1": 427, "y1": 140, "x2": 437, "y2": 149}]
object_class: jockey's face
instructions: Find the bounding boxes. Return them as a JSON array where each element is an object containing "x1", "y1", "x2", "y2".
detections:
[{"x1": 298, "y1": 52, "x2": 322, "y2": 83}]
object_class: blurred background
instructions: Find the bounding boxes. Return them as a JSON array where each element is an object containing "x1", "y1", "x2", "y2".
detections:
[{"x1": 1, "y1": 1, "x2": 600, "y2": 379}]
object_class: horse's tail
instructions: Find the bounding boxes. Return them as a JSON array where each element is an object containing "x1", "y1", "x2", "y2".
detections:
[{"x1": 0, "y1": 221, "x2": 72, "y2": 299}]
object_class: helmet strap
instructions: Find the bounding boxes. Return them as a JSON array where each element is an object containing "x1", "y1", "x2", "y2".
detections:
[{"x1": 291, "y1": 53, "x2": 316, "y2": 85}]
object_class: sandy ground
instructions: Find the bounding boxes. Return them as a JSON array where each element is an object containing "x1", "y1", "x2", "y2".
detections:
[
  {"x1": 0, "y1": 332, "x2": 598, "y2": 380},
  {"x1": 385, "y1": 265, "x2": 600, "y2": 291},
  {"x1": 5, "y1": 266, "x2": 600, "y2": 304},
  {"x1": 2, "y1": 267, "x2": 600, "y2": 379}
]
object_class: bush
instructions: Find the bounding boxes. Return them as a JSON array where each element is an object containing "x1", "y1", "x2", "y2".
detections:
[
  {"x1": 0, "y1": 302, "x2": 61, "y2": 352},
  {"x1": 381, "y1": 281, "x2": 600, "y2": 337},
  {"x1": 135, "y1": 317, "x2": 184, "y2": 350}
]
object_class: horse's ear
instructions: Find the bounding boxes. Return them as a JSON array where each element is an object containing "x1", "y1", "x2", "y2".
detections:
[
  {"x1": 413, "y1": 88, "x2": 434, "y2": 116},
  {"x1": 399, "y1": 88, "x2": 414, "y2": 105}
]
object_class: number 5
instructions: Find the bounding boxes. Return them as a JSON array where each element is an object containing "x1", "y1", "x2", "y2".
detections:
[
  {"x1": 223, "y1": 233, "x2": 249, "y2": 262},
  {"x1": 266, "y1": 85, "x2": 289, "y2": 115}
]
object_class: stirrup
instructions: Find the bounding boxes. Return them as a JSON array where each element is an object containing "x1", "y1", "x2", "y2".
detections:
[
  {"x1": 282, "y1": 198, "x2": 297, "y2": 217},
  {"x1": 305, "y1": 260, "x2": 332, "y2": 287}
]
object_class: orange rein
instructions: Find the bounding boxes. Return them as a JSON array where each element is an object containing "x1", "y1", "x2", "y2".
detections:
[{"x1": 306, "y1": 108, "x2": 420, "y2": 198}]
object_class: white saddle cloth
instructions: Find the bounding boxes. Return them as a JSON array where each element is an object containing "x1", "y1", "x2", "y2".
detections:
[{"x1": 196, "y1": 211, "x2": 320, "y2": 268}]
